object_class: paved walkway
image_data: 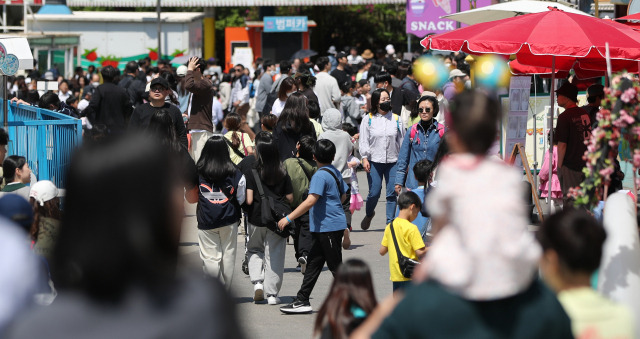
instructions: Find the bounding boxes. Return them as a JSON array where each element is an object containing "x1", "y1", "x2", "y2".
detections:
[{"x1": 178, "y1": 171, "x2": 394, "y2": 339}]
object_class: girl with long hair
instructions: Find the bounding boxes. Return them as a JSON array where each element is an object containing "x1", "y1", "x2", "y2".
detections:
[
  {"x1": 271, "y1": 77, "x2": 297, "y2": 117},
  {"x1": 314, "y1": 259, "x2": 378, "y2": 339},
  {"x1": 192, "y1": 135, "x2": 246, "y2": 289},
  {"x1": 241, "y1": 131, "x2": 293, "y2": 305},
  {"x1": 273, "y1": 92, "x2": 316, "y2": 161},
  {"x1": 224, "y1": 113, "x2": 255, "y2": 165},
  {"x1": 29, "y1": 180, "x2": 62, "y2": 264}
]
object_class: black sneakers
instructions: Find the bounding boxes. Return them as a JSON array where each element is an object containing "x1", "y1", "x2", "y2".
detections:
[{"x1": 280, "y1": 298, "x2": 312, "y2": 314}]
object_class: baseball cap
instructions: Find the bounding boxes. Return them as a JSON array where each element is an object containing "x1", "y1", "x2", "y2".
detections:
[
  {"x1": 0, "y1": 195, "x2": 33, "y2": 232},
  {"x1": 555, "y1": 82, "x2": 578, "y2": 102},
  {"x1": 150, "y1": 77, "x2": 170, "y2": 89},
  {"x1": 449, "y1": 69, "x2": 465, "y2": 79},
  {"x1": 176, "y1": 65, "x2": 188, "y2": 77},
  {"x1": 44, "y1": 71, "x2": 54, "y2": 81},
  {"x1": 29, "y1": 180, "x2": 59, "y2": 207}
]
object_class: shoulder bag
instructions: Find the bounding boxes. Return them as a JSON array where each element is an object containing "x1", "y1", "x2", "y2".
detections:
[
  {"x1": 251, "y1": 169, "x2": 292, "y2": 238},
  {"x1": 390, "y1": 219, "x2": 421, "y2": 279},
  {"x1": 225, "y1": 135, "x2": 246, "y2": 159}
]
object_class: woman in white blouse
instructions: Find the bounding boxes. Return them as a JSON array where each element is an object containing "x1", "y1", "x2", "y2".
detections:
[
  {"x1": 358, "y1": 88, "x2": 405, "y2": 230},
  {"x1": 270, "y1": 77, "x2": 297, "y2": 118}
]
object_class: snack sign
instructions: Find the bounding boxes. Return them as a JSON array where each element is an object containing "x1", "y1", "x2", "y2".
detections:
[{"x1": 406, "y1": 0, "x2": 491, "y2": 38}]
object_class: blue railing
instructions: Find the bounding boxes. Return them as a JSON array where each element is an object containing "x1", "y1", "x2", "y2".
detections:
[{"x1": 1, "y1": 101, "x2": 82, "y2": 189}]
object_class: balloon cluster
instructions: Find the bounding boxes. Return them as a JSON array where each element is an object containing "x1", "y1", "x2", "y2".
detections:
[
  {"x1": 474, "y1": 55, "x2": 510, "y2": 88},
  {"x1": 413, "y1": 56, "x2": 450, "y2": 90}
]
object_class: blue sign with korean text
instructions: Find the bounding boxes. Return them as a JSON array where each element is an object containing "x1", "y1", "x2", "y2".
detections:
[{"x1": 264, "y1": 16, "x2": 308, "y2": 32}]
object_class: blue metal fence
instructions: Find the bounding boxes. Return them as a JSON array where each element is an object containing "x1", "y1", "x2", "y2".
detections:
[{"x1": 1, "y1": 101, "x2": 82, "y2": 188}]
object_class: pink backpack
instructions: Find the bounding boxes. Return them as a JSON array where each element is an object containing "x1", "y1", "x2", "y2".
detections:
[{"x1": 409, "y1": 122, "x2": 445, "y2": 144}]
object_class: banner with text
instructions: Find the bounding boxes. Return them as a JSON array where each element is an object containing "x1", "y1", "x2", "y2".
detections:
[{"x1": 406, "y1": 0, "x2": 491, "y2": 37}]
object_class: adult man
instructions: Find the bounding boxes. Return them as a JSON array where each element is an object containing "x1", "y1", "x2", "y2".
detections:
[
  {"x1": 118, "y1": 61, "x2": 146, "y2": 108},
  {"x1": 443, "y1": 68, "x2": 466, "y2": 102},
  {"x1": 315, "y1": 56, "x2": 341, "y2": 116},
  {"x1": 255, "y1": 59, "x2": 275, "y2": 116},
  {"x1": 270, "y1": 60, "x2": 293, "y2": 94},
  {"x1": 129, "y1": 77, "x2": 188, "y2": 149},
  {"x1": 582, "y1": 84, "x2": 604, "y2": 129},
  {"x1": 327, "y1": 46, "x2": 338, "y2": 72},
  {"x1": 84, "y1": 66, "x2": 133, "y2": 135},
  {"x1": 555, "y1": 82, "x2": 592, "y2": 207},
  {"x1": 185, "y1": 56, "x2": 215, "y2": 162},
  {"x1": 384, "y1": 60, "x2": 402, "y2": 88},
  {"x1": 399, "y1": 60, "x2": 420, "y2": 101},
  {"x1": 374, "y1": 72, "x2": 404, "y2": 116},
  {"x1": 330, "y1": 52, "x2": 350, "y2": 86},
  {"x1": 230, "y1": 64, "x2": 251, "y2": 116}
]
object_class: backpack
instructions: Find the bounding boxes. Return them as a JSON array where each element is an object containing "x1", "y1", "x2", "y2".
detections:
[
  {"x1": 296, "y1": 158, "x2": 314, "y2": 203},
  {"x1": 251, "y1": 169, "x2": 293, "y2": 238},
  {"x1": 367, "y1": 112, "x2": 401, "y2": 131},
  {"x1": 409, "y1": 122, "x2": 445, "y2": 144}
]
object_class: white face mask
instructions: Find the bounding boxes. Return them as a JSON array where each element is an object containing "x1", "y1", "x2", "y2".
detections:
[
  {"x1": 92, "y1": 82, "x2": 99, "y2": 87},
  {"x1": 286, "y1": 91, "x2": 295, "y2": 97}
]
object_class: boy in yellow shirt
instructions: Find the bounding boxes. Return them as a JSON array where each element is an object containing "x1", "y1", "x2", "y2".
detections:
[{"x1": 380, "y1": 191, "x2": 427, "y2": 291}]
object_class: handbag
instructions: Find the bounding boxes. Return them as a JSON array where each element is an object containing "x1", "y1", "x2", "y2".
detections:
[
  {"x1": 390, "y1": 219, "x2": 421, "y2": 279},
  {"x1": 251, "y1": 169, "x2": 292, "y2": 238}
]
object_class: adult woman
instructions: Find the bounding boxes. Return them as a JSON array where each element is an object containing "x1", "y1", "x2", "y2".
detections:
[
  {"x1": 191, "y1": 135, "x2": 245, "y2": 289},
  {"x1": 273, "y1": 92, "x2": 316, "y2": 161},
  {"x1": 1, "y1": 155, "x2": 31, "y2": 200},
  {"x1": 7, "y1": 136, "x2": 241, "y2": 338},
  {"x1": 29, "y1": 180, "x2": 62, "y2": 264},
  {"x1": 240, "y1": 131, "x2": 293, "y2": 305},
  {"x1": 270, "y1": 77, "x2": 297, "y2": 117},
  {"x1": 224, "y1": 113, "x2": 254, "y2": 165},
  {"x1": 358, "y1": 89, "x2": 404, "y2": 230},
  {"x1": 395, "y1": 95, "x2": 443, "y2": 192},
  {"x1": 294, "y1": 71, "x2": 319, "y2": 107}
]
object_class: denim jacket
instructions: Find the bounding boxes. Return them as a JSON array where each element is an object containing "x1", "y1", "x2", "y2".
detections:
[{"x1": 395, "y1": 121, "x2": 442, "y2": 189}]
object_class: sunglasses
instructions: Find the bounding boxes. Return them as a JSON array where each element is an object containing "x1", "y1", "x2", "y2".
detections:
[
  {"x1": 418, "y1": 108, "x2": 432, "y2": 113},
  {"x1": 234, "y1": 69, "x2": 242, "y2": 72},
  {"x1": 150, "y1": 86, "x2": 165, "y2": 93}
]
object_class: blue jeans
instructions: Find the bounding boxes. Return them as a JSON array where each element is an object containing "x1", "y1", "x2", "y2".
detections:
[{"x1": 366, "y1": 161, "x2": 398, "y2": 223}]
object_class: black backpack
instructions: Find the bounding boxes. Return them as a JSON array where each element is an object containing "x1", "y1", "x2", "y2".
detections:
[{"x1": 251, "y1": 169, "x2": 292, "y2": 238}]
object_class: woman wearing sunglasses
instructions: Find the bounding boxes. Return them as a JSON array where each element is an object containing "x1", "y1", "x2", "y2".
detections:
[{"x1": 394, "y1": 94, "x2": 444, "y2": 194}]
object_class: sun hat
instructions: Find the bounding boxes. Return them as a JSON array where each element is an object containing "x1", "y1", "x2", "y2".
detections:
[
  {"x1": 361, "y1": 49, "x2": 374, "y2": 59},
  {"x1": 555, "y1": 82, "x2": 578, "y2": 102},
  {"x1": 327, "y1": 46, "x2": 337, "y2": 55}
]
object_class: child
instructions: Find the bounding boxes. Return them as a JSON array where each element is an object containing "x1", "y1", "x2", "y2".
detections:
[
  {"x1": 278, "y1": 139, "x2": 349, "y2": 314},
  {"x1": 314, "y1": 259, "x2": 378, "y2": 338},
  {"x1": 395, "y1": 160, "x2": 433, "y2": 243},
  {"x1": 537, "y1": 209, "x2": 634, "y2": 338},
  {"x1": 539, "y1": 129, "x2": 562, "y2": 213},
  {"x1": 380, "y1": 191, "x2": 427, "y2": 292},
  {"x1": 223, "y1": 113, "x2": 254, "y2": 165},
  {"x1": 417, "y1": 90, "x2": 541, "y2": 301},
  {"x1": 342, "y1": 123, "x2": 363, "y2": 215}
]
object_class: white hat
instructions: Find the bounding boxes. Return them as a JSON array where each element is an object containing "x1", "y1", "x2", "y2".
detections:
[
  {"x1": 385, "y1": 44, "x2": 395, "y2": 54},
  {"x1": 44, "y1": 71, "x2": 54, "y2": 81},
  {"x1": 176, "y1": 65, "x2": 188, "y2": 77},
  {"x1": 327, "y1": 46, "x2": 337, "y2": 55},
  {"x1": 449, "y1": 68, "x2": 466, "y2": 79},
  {"x1": 29, "y1": 180, "x2": 59, "y2": 206}
]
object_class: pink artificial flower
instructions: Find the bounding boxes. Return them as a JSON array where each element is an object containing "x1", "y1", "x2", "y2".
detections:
[
  {"x1": 599, "y1": 166, "x2": 614, "y2": 178},
  {"x1": 621, "y1": 88, "x2": 637, "y2": 103},
  {"x1": 634, "y1": 150, "x2": 640, "y2": 168}
]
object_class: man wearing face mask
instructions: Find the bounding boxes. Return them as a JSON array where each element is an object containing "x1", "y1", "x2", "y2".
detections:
[{"x1": 255, "y1": 59, "x2": 275, "y2": 117}]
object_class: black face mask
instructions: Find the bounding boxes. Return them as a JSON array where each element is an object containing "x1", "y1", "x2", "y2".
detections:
[{"x1": 379, "y1": 101, "x2": 391, "y2": 112}]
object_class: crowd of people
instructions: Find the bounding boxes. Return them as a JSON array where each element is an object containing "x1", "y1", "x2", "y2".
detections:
[{"x1": 0, "y1": 43, "x2": 637, "y2": 339}]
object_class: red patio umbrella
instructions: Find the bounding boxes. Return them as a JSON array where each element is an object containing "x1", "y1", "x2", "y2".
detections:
[
  {"x1": 421, "y1": 8, "x2": 640, "y2": 214},
  {"x1": 509, "y1": 60, "x2": 604, "y2": 79}
]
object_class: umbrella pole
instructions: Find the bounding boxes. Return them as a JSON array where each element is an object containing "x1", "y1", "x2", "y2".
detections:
[
  {"x1": 548, "y1": 56, "x2": 556, "y2": 217},
  {"x1": 533, "y1": 75, "x2": 537, "y2": 190}
]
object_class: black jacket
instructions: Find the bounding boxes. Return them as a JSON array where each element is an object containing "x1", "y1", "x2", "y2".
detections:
[
  {"x1": 390, "y1": 86, "x2": 405, "y2": 116},
  {"x1": 118, "y1": 74, "x2": 147, "y2": 107},
  {"x1": 85, "y1": 82, "x2": 134, "y2": 134}
]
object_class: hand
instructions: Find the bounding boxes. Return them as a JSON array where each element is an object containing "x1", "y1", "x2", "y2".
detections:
[
  {"x1": 353, "y1": 133, "x2": 360, "y2": 141},
  {"x1": 233, "y1": 101, "x2": 240, "y2": 107},
  {"x1": 187, "y1": 57, "x2": 199, "y2": 71},
  {"x1": 395, "y1": 185, "x2": 403, "y2": 195},
  {"x1": 277, "y1": 217, "x2": 290, "y2": 230},
  {"x1": 362, "y1": 158, "x2": 371, "y2": 173}
]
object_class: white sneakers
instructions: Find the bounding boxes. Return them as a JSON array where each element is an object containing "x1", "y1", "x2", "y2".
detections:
[
  {"x1": 267, "y1": 295, "x2": 281, "y2": 305},
  {"x1": 253, "y1": 282, "x2": 264, "y2": 302}
]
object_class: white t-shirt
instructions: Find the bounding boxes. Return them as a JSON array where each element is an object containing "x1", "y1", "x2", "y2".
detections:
[{"x1": 271, "y1": 99, "x2": 286, "y2": 117}]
